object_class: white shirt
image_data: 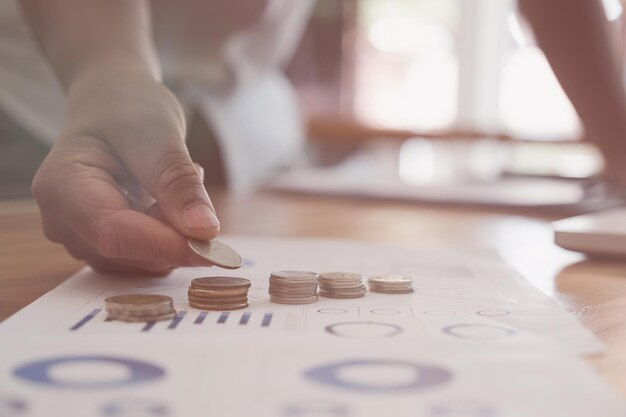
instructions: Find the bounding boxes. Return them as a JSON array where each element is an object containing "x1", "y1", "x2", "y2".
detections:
[{"x1": 0, "y1": 0, "x2": 314, "y2": 190}]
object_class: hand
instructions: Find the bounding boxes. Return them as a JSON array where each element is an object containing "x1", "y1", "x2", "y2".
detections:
[{"x1": 32, "y1": 72, "x2": 220, "y2": 274}]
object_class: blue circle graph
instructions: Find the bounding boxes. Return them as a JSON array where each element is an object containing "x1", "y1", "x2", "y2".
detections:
[
  {"x1": 304, "y1": 359, "x2": 453, "y2": 393},
  {"x1": 13, "y1": 355, "x2": 165, "y2": 389}
]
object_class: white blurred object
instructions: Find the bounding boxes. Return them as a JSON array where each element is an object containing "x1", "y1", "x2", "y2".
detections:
[
  {"x1": 268, "y1": 141, "x2": 621, "y2": 211},
  {"x1": 190, "y1": 71, "x2": 306, "y2": 193},
  {"x1": 554, "y1": 207, "x2": 626, "y2": 257},
  {"x1": 602, "y1": 0, "x2": 624, "y2": 21}
]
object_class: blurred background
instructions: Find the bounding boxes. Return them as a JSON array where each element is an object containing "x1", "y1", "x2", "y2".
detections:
[{"x1": 2, "y1": 0, "x2": 626, "y2": 208}]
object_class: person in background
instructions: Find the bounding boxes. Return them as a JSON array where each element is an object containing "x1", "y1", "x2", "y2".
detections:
[{"x1": 0, "y1": 0, "x2": 624, "y2": 274}]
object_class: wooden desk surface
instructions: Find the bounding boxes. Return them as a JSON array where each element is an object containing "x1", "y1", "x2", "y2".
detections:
[{"x1": 1, "y1": 190, "x2": 626, "y2": 396}]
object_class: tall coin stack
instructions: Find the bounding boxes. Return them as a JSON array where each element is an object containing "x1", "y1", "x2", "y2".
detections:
[
  {"x1": 269, "y1": 270, "x2": 319, "y2": 304},
  {"x1": 105, "y1": 294, "x2": 176, "y2": 322},
  {"x1": 368, "y1": 275, "x2": 414, "y2": 294},
  {"x1": 318, "y1": 272, "x2": 367, "y2": 299},
  {"x1": 188, "y1": 277, "x2": 251, "y2": 310}
]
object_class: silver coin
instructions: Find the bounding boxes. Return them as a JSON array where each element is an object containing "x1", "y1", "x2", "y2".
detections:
[
  {"x1": 268, "y1": 288, "x2": 317, "y2": 297},
  {"x1": 368, "y1": 275, "x2": 413, "y2": 284},
  {"x1": 270, "y1": 271, "x2": 318, "y2": 280},
  {"x1": 188, "y1": 239, "x2": 243, "y2": 269},
  {"x1": 319, "y1": 272, "x2": 362, "y2": 281},
  {"x1": 369, "y1": 287, "x2": 415, "y2": 294}
]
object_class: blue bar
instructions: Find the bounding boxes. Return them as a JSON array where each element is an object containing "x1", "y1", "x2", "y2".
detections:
[
  {"x1": 194, "y1": 311, "x2": 208, "y2": 324},
  {"x1": 167, "y1": 310, "x2": 187, "y2": 329},
  {"x1": 239, "y1": 312, "x2": 251, "y2": 325},
  {"x1": 261, "y1": 312, "x2": 273, "y2": 327},
  {"x1": 142, "y1": 321, "x2": 156, "y2": 332},
  {"x1": 217, "y1": 312, "x2": 229, "y2": 324},
  {"x1": 70, "y1": 308, "x2": 102, "y2": 331}
]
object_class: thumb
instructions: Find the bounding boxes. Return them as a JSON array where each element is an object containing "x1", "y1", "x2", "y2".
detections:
[{"x1": 151, "y1": 149, "x2": 220, "y2": 240}]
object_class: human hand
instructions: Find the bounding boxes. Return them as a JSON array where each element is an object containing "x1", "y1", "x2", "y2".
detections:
[{"x1": 32, "y1": 72, "x2": 220, "y2": 274}]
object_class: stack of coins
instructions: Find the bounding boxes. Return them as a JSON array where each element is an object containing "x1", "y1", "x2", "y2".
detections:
[
  {"x1": 188, "y1": 277, "x2": 251, "y2": 310},
  {"x1": 269, "y1": 270, "x2": 319, "y2": 304},
  {"x1": 368, "y1": 275, "x2": 414, "y2": 294},
  {"x1": 105, "y1": 294, "x2": 176, "y2": 322},
  {"x1": 318, "y1": 272, "x2": 366, "y2": 299}
]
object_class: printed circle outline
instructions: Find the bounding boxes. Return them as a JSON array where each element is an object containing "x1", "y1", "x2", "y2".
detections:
[
  {"x1": 441, "y1": 324, "x2": 516, "y2": 340},
  {"x1": 304, "y1": 359, "x2": 453, "y2": 392},
  {"x1": 324, "y1": 321, "x2": 403, "y2": 339},
  {"x1": 370, "y1": 309, "x2": 402, "y2": 315},
  {"x1": 13, "y1": 355, "x2": 165, "y2": 389},
  {"x1": 476, "y1": 309, "x2": 511, "y2": 317}
]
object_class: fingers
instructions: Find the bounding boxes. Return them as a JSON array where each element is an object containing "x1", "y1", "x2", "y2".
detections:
[
  {"x1": 148, "y1": 148, "x2": 220, "y2": 240},
  {"x1": 110, "y1": 121, "x2": 220, "y2": 240},
  {"x1": 35, "y1": 158, "x2": 214, "y2": 268}
]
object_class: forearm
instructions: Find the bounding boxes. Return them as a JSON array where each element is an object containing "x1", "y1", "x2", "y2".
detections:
[
  {"x1": 519, "y1": 0, "x2": 626, "y2": 155},
  {"x1": 20, "y1": 0, "x2": 160, "y2": 91}
]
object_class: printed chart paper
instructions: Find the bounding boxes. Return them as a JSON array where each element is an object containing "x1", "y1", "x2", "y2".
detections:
[{"x1": 1, "y1": 235, "x2": 623, "y2": 416}]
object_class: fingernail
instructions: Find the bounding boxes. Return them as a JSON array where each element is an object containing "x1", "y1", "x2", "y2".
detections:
[{"x1": 181, "y1": 203, "x2": 220, "y2": 230}]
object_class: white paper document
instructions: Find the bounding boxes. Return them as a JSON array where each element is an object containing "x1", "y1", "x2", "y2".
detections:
[{"x1": 1, "y1": 235, "x2": 624, "y2": 416}]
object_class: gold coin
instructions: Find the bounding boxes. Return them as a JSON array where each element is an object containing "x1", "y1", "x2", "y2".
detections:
[
  {"x1": 188, "y1": 239, "x2": 243, "y2": 269},
  {"x1": 187, "y1": 295, "x2": 248, "y2": 304},
  {"x1": 187, "y1": 287, "x2": 248, "y2": 298},
  {"x1": 105, "y1": 294, "x2": 173, "y2": 311},
  {"x1": 105, "y1": 306, "x2": 175, "y2": 317},
  {"x1": 189, "y1": 301, "x2": 249, "y2": 311},
  {"x1": 191, "y1": 276, "x2": 251, "y2": 290}
]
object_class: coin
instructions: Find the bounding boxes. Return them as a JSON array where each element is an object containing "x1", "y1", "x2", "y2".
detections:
[
  {"x1": 104, "y1": 294, "x2": 177, "y2": 323},
  {"x1": 188, "y1": 276, "x2": 251, "y2": 310},
  {"x1": 188, "y1": 239, "x2": 243, "y2": 269},
  {"x1": 187, "y1": 288, "x2": 248, "y2": 298},
  {"x1": 269, "y1": 270, "x2": 319, "y2": 305},
  {"x1": 191, "y1": 276, "x2": 251, "y2": 290},
  {"x1": 189, "y1": 301, "x2": 249, "y2": 311},
  {"x1": 368, "y1": 275, "x2": 414, "y2": 294},
  {"x1": 187, "y1": 295, "x2": 248, "y2": 304},
  {"x1": 318, "y1": 272, "x2": 366, "y2": 299},
  {"x1": 105, "y1": 294, "x2": 173, "y2": 310},
  {"x1": 368, "y1": 275, "x2": 413, "y2": 284}
]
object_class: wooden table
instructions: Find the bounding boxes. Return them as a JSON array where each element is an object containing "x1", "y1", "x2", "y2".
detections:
[{"x1": 1, "y1": 190, "x2": 626, "y2": 396}]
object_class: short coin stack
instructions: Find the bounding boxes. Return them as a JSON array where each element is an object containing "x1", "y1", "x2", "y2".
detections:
[
  {"x1": 368, "y1": 275, "x2": 414, "y2": 294},
  {"x1": 188, "y1": 277, "x2": 251, "y2": 310},
  {"x1": 269, "y1": 270, "x2": 319, "y2": 304},
  {"x1": 318, "y1": 272, "x2": 366, "y2": 299},
  {"x1": 105, "y1": 294, "x2": 176, "y2": 322}
]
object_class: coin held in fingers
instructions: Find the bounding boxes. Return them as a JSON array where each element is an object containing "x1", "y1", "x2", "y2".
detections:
[{"x1": 188, "y1": 239, "x2": 243, "y2": 269}]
